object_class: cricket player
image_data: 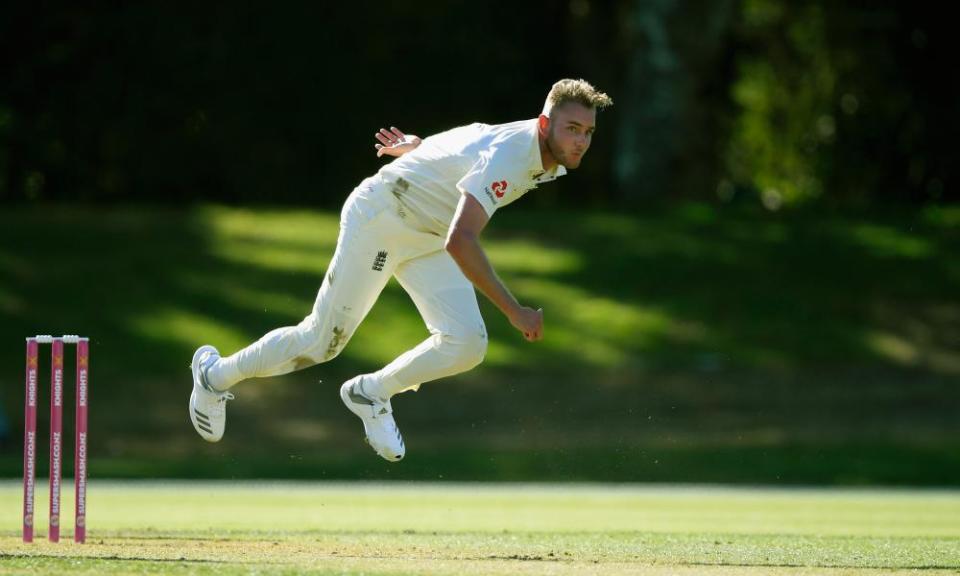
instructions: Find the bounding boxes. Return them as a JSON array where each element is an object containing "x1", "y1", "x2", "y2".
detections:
[{"x1": 189, "y1": 79, "x2": 612, "y2": 461}]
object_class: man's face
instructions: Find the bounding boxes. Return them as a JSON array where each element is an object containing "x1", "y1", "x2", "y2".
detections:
[{"x1": 544, "y1": 103, "x2": 596, "y2": 169}]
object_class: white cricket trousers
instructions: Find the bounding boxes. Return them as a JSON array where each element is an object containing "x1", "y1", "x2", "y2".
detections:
[{"x1": 207, "y1": 174, "x2": 488, "y2": 400}]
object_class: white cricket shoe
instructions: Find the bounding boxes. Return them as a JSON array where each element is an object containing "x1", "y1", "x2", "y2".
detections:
[
  {"x1": 340, "y1": 376, "x2": 405, "y2": 462},
  {"x1": 189, "y1": 345, "x2": 234, "y2": 442}
]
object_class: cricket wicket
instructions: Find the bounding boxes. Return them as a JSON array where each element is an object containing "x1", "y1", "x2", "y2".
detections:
[{"x1": 23, "y1": 335, "x2": 89, "y2": 544}]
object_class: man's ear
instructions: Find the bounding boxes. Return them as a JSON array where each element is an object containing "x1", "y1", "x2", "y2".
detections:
[{"x1": 537, "y1": 114, "x2": 550, "y2": 137}]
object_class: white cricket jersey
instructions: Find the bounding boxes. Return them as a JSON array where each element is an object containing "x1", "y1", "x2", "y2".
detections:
[{"x1": 377, "y1": 118, "x2": 567, "y2": 235}]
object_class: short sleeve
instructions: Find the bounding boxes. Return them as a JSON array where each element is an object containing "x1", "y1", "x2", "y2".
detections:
[{"x1": 456, "y1": 147, "x2": 524, "y2": 218}]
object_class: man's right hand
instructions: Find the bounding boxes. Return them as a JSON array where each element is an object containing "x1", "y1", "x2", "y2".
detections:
[{"x1": 509, "y1": 306, "x2": 544, "y2": 342}]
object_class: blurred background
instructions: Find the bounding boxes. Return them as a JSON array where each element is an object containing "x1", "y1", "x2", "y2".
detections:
[{"x1": 0, "y1": 1, "x2": 956, "y2": 484}]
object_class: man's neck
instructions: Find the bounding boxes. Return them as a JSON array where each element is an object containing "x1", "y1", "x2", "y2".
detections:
[{"x1": 538, "y1": 132, "x2": 558, "y2": 172}]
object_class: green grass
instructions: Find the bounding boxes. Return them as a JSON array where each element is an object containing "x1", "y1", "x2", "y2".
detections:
[
  {"x1": 0, "y1": 203, "x2": 958, "y2": 483},
  {"x1": 1, "y1": 481, "x2": 958, "y2": 575}
]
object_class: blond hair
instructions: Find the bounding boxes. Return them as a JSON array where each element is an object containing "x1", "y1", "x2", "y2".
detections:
[{"x1": 542, "y1": 78, "x2": 613, "y2": 116}]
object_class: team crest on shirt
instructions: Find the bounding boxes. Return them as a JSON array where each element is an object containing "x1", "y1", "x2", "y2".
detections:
[{"x1": 491, "y1": 180, "x2": 508, "y2": 198}]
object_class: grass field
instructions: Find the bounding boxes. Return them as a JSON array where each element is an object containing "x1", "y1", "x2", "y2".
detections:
[{"x1": 1, "y1": 481, "x2": 958, "y2": 575}]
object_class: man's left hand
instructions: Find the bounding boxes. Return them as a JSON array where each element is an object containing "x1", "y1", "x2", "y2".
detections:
[{"x1": 375, "y1": 126, "x2": 421, "y2": 158}]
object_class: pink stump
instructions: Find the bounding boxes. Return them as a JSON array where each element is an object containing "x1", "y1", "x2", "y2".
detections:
[
  {"x1": 75, "y1": 338, "x2": 89, "y2": 543},
  {"x1": 49, "y1": 338, "x2": 64, "y2": 542},
  {"x1": 23, "y1": 339, "x2": 38, "y2": 543}
]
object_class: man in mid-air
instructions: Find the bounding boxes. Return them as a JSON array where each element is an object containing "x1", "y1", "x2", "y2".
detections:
[{"x1": 189, "y1": 79, "x2": 613, "y2": 461}]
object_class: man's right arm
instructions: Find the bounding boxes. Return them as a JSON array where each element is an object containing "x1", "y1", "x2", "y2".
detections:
[{"x1": 445, "y1": 194, "x2": 543, "y2": 342}]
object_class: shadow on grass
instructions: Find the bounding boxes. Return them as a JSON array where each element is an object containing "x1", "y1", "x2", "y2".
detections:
[{"x1": 0, "y1": 202, "x2": 957, "y2": 483}]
